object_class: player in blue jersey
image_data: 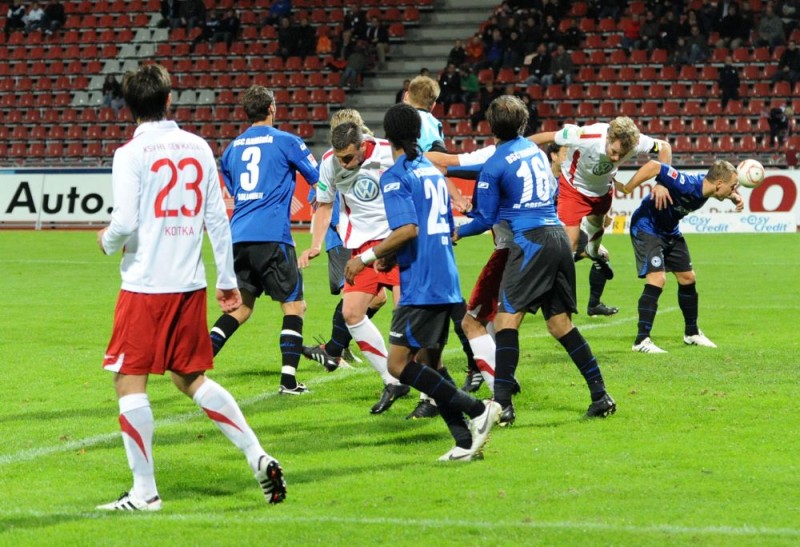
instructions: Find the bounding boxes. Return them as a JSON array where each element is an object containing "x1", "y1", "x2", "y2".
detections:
[
  {"x1": 208, "y1": 86, "x2": 320, "y2": 395},
  {"x1": 344, "y1": 104, "x2": 501, "y2": 461},
  {"x1": 617, "y1": 160, "x2": 743, "y2": 353},
  {"x1": 471, "y1": 95, "x2": 617, "y2": 422}
]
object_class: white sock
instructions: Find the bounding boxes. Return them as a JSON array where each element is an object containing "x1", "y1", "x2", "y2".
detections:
[
  {"x1": 468, "y1": 333, "x2": 496, "y2": 393},
  {"x1": 347, "y1": 317, "x2": 397, "y2": 385},
  {"x1": 118, "y1": 393, "x2": 158, "y2": 501},
  {"x1": 581, "y1": 217, "x2": 605, "y2": 258},
  {"x1": 193, "y1": 378, "x2": 267, "y2": 472}
]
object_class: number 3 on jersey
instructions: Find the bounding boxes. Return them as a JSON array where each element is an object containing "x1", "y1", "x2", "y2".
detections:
[
  {"x1": 424, "y1": 176, "x2": 450, "y2": 242},
  {"x1": 152, "y1": 157, "x2": 204, "y2": 218}
]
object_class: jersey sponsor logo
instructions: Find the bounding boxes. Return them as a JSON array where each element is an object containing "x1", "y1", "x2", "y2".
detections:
[
  {"x1": 592, "y1": 161, "x2": 614, "y2": 176},
  {"x1": 352, "y1": 175, "x2": 380, "y2": 202},
  {"x1": 668, "y1": 167, "x2": 678, "y2": 180},
  {"x1": 477, "y1": 181, "x2": 490, "y2": 189},
  {"x1": 318, "y1": 181, "x2": 328, "y2": 192},
  {"x1": 306, "y1": 153, "x2": 318, "y2": 166},
  {"x1": 383, "y1": 182, "x2": 401, "y2": 192}
]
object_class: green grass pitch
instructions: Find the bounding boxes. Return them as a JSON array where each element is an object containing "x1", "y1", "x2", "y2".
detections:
[{"x1": 0, "y1": 230, "x2": 798, "y2": 545}]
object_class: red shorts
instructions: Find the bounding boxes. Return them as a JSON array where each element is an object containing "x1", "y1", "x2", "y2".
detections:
[
  {"x1": 103, "y1": 289, "x2": 214, "y2": 376},
  {"x1": 557, "y1": 175, "x2": 613, "y2": 226},
  {"x1": 467, "y1": 248, "x2": 509, "y2": 322},
  {"x1": 344, "y1": 240, "x2": 400, "y2": 295}
]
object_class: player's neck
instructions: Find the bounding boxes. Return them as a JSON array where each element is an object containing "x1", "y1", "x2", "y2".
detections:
[{"x1": 252, "y1": 117, "x2": 274, "y2": 127}]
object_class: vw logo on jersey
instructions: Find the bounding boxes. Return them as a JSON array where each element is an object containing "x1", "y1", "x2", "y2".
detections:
[
  {"x1": 650, "y1": 256, "x2": 663, "y2": 268},
  {"x1": 592, "y1": 161, "x2": 615, "y2": 176},
  {"x1": 352, "y1": 175, "x2": 380, "y2": 202}
]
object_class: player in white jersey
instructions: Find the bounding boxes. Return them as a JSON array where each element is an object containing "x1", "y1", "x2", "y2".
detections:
[
  {"x1": 96, "y1": 64, "x2": 285, "y2": 512},
  {"x1": 532, "y1": 116, "x2": 672, "y2": 316},
  {"x1": 298, "y1": 121, "x2": 411, "y2": 414}
]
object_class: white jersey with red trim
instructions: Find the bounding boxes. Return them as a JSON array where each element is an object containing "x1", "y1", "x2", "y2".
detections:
[
  {"x1": 315, "y1": 137, "x2": 395, "y2": 249},
  {"x1": 101, "y1": 120, "x2": 237, "y2": 294},
  {"x1": 554, "y1": 123, "x2": 656, "y2": 197}
]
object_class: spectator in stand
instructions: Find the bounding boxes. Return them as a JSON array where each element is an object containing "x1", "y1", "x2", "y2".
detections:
[
  {"x1": 640, "y1": 10, "x2": 660, "y2": 51},
  {"x1": 521, "y1": 92, "x2": 540, "y2": 136},
  {"x1": 447, "y1": 39, "x2": 467, "y2": 69},
  {"x1": 767, "y1": 105, "x2": 794, "y2": 147},
  {"x1": 172, "y1": 0, "x2": 206, "y2": 34},
  {"x1": 189, "y1": 8, "x2": 221, "y2": 52},
  {"x1": 276, "y1": 16, "x2": 297, "y2": 60},
  {"x1": 503, "y1": 29, "x2": 524, "y2": 68},
  {"x1": 596, "y1": 0, "x2": 626, "y2": 22},
  {"x1": 215, "y1": 8, "x2": 240, "y2": 48},
  {"x1": 657, "y1": 10, "x2": 679, "y2": 50},
  {"x1": 395, "y1": 78, "x2": 410, "y2": 103},
  {"x1": 23, "y1": 2, "x2": 45, "y2": 32},
  {"x1": 365, "y1": 16, "x2": 389, "y2": 69},
  {"x1": 779, "y1": 0, "x2": 800, "y2": 36},
  {"x1": 685, "y1": 24, "x2": 709, "y2": 64},
  {"x1": 102, "y1": 74, "x2": 126, "y2": 114},
  {"x1": 772, "y1": 40, "x2": 800, "y2": 83},
  {"x1": 5, "y1": 2, "x2": 26, "y2": 36},
  {"x1": 343, "y1": 6, "x2": 367, "y2": 40},
  {"x1": 470, "y1": 80, "x2": 501, "y2": 130},
  {"x1": 520, "y1": 14, "x2": 542, "y2": 53},
  {"x1": 482, "y1": 28, "x2": 506, "y2": 73},
  {"x1": 620, "y1": 13, "x2": 642, "y2": 52},
  {"x1": 718, "y1": 55, "x2": 741, "y2": 109},
  {"x1": 263, "y1": 0, "x2": 291, "y2": 27},
  {"x1": 438, "y1": 62, "x2": 462, "y2": 112},
  {"x1": 542, "y1": 44, "x2": 574, "y2": 87},
  {"x1": 481, "y1": 15, "x2": 500, "y2": 45},
  {"x1": 561, "y1": 20, "x2": 585, "y2": 50},
  {"x1": 757, "y1": 2, "x2": 786, "y2": 49},
  {"x1": 540, "y1": 14, "x2": 559, "y2": 51},
  {"x1": 316, "y1": 25, "x2": 333, "y2": 55},
  {"x1": 465, "y1": 33, "x2": 486, "y2": 71},
  {"x1": 715, "y1": 3, "x2": 749, "y2": 50},
  {"x1": 295, "y1": 15, "x2": 317, "y2": 58},
  {"x1": 42, "y1": 1, "x2": 65, "y2": 34},
  {"x1": 669, "y1": 36, "x2": 692, "y2": 67},
  {"x1": 461, "y1": 66, "x2": 479, "y2": 104},
  {"x1": 524, "y1": 43, "x2": 551, "y2": 86},
  {"x1": 340, "y1": 38, "x2": 369, "y2": 89}
]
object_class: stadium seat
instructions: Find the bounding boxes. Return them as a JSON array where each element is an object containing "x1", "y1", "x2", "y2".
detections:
[
  {"x1": 619, "y1": 102, "x2": 637, "y2": 117},
  {"x1": 695, "y1": 135, "x2": 713, "y2": 152},
  {"x1": 576, "y1": 102, "x2": 595, "y2": 118},
  {"x1": 557, "y1": 102, "x2": 575, "y2": 118}
]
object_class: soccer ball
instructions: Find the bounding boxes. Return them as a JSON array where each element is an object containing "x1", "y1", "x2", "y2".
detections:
[{"x1": 737, "y1": 159, "x2": 765, "y2": 188}]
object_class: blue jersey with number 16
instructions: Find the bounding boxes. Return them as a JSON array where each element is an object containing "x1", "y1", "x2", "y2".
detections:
[
  {"x1": 472, "y1": 136, "x2": 559, "y2": 236},
  {"x1": 380, "y1": 155, "x2": 462, "y2": 306}
]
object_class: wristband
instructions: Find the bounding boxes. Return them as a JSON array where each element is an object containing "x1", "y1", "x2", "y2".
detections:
[{"x1": 359, "y1": 248, "x2": 377, "y2": 265}]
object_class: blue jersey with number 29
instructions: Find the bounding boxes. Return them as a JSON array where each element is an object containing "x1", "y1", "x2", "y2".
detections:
[
  {"x1": 472, "y1": 136, "x2": 559, "y2": 235},
  {"x1": 380, "y1": 155, "x2": 462, "y2": 306}
]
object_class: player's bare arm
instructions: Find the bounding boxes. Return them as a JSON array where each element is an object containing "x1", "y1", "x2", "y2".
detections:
[
  {"x1": 729, "y1": 191, "x2": 745, "y2": 211},
  {"x1": 528, "y1": 131, "x2": 557, "y2": 145},
  {"x1": 344, "y1": 224, "x2": 418, "y2": 284},
  {"x1": 618, "y1": 159, "x2": 662, "y2": 195},
  {"x1": 654, "y1": 139, "x2": 672, "y2": 164},
  {"x1": 298, "y1": 201, "x2": 333, "y2": 268}
]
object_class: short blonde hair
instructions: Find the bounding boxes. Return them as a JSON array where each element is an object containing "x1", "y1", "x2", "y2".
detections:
[
  {"x1": 329, "y1": 108, "x2": 373, "y2": 136},
  {"x1": 706, "y1": 159, "x2": 736, "y2": 183},
  {"x1": 407, "y1": 76, "x2": 440, "y2": 110},
  {"x1": 607, "y1": 116, "x2": 640, "y2": 154}
]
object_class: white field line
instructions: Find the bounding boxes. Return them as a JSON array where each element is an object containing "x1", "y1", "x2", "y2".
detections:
[
  {"x1": 0, "y1": 510, "x2": 798, "y2": 538},
  {"x1": 0, "y1": 307, "x2": 675, "y2": 467},
  {"x1": 0, "y1": 370, "x2": 370, "y2": 467}
]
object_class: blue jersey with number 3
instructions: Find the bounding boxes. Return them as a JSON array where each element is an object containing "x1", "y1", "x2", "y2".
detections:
[
  {"x1": 380, "y1": 155, "x2": 462, "y2": 306},
  {"x1": 221, "y1": 125, "x2": 319, "y2": 245},
  {"x1": 472, "y1": 136, "x2": 559, "y2": 235}
]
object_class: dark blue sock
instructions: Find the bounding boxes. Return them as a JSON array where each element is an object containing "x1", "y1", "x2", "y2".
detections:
[
  {"x1": 635, "y1": 284, "x2": 662, "y2": 344},
  {"x1": 558, "y1": 327, "x2": 606, "y2": 402}
]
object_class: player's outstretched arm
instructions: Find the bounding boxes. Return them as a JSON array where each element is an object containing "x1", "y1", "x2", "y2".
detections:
[
  {"x1": 298, "y1": 201, "x2": 333, "y2": 268},
  {"x1": 729, "y1": 191, "x2": 744, "y2": 211},
  {"x1": 618, "y1": 160, "x2": 662, "y2": 195},
  {"x1": 654, "y1": 139, "x2": 672, "y2": 164},
  {"x1": 528, "y1": 131, "x2": 557, "y2": 145}
]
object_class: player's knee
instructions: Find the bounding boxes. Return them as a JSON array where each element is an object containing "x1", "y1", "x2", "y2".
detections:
[{"x1": 675, "y1": 271, "x2": 696, "y2": 285}]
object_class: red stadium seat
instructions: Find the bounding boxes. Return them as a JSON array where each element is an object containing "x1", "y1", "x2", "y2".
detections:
[
  {"x1": 695, "y1": 135, "x2": 713, "y2": 152},
  {"x1": 740, "y1": 135, "x2": 758, "y2": 151}
]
